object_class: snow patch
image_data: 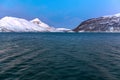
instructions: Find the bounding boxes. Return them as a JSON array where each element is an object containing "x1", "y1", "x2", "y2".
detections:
[{"x1": 103, "y1": 13, "x2": 120, "y2": 18}]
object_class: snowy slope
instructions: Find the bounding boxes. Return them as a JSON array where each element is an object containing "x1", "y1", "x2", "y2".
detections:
[
  {"x1": 0, "y1": 16, "x2": 71, "y2": 32},
  {"x1": 0, "y1": 17, "x2": 47, "y2": 32},
  {"x1": 31, "y1": 18, "x2": 72, "y2": 32},
  {"x1": 31, "y1": 18, "x2": 56, "y2": 32}
]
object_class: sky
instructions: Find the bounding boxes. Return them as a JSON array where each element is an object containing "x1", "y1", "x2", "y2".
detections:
[{"x1": 0, "y1": 0, "x2": 120, "y2": 29}]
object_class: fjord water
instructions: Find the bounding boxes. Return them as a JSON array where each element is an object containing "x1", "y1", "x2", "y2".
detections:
[{"x1": 0, "y1": 33, "x2": 120, "y2": 80}]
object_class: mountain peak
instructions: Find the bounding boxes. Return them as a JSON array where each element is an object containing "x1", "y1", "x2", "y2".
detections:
[
  {"x1": 1, "y1": 16, "x2": 17, "y2": 20},
  {"x1": 31, "y1": 18, "x2": 42, "y2": 23},
  {"x1": 32, "y1": 18, "x2": 41, "y2": 21}
]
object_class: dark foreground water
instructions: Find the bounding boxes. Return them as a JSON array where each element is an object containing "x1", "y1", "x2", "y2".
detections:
[{"x1": 0, "y1": 33, "x2": 120, "y2": 80}]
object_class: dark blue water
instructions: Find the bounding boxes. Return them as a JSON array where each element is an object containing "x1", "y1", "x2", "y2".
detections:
[{"x1": 0, "y1": 33, "x2": 120, "y2": 80}]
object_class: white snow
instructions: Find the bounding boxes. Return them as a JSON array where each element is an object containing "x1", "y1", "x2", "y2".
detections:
[
  {"x1": 103, "y1": 13, "x2": 120, "y2": 18},
  {"x1": 0, "y1": 16, "x2": 47, "y2": 32},
  {"x1": 0, "y1": 16, "x2": 71, "y2": 32},
  {"x1": 55, "y1": 28, "x2": 71, "y2": 32},
  {"x1": 31, "y1": 18, "x2": 56, "y2": 32},
  {"x1": 109, "y1": 27, "x2": 114, "y2": 32},
  {"x1": 113, "y1": 13, "x2": 120, "y2": 17}
]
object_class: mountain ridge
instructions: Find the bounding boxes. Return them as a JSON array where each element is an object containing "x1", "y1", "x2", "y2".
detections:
[
  {"x1": 74, "y1": 13, "x2": 120, "y2": 32},
  {"x1": 0, "y1": 16, "x2": 71, "y2": 32}
]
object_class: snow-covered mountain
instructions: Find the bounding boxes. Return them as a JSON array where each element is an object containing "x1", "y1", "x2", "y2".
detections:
[
  {"x1": 31, "y1": 18, "x2": 72, "y2": 32},
  {"x1": 31, "y1": 18, "x2": 56, "y2": 32},
  {"x1": 0, "y1": 17, "x2": 48, "y2": 32},
  {"x1": 74, "y1": 13, "x2": 120, "y2": 32},
  {"x1": 0, "y1": 16, "x2": 71, "y2": 32},
  {"x1": 55, "y1": 28, "x2": 72, "y2": 32}
]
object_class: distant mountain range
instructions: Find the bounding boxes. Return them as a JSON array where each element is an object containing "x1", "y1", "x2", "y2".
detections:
[
  {"x1": 74, "y1": 13, "x2": 120, "y2": 32},
  {"x1": 1, "y1": 13, "x2": 120, "y2": 32},
  {"x1": 0, "y1": 16, "x2": 71, "y2": 32}
]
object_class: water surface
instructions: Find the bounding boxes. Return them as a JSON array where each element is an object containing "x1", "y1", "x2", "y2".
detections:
[{"x1": 0, "y1": 33, "x2": 120, "y2": 80}]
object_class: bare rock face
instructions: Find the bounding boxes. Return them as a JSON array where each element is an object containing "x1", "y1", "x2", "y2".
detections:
[{"x1": 74, "y1": 13, "x2": 120, "y2": 32}]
